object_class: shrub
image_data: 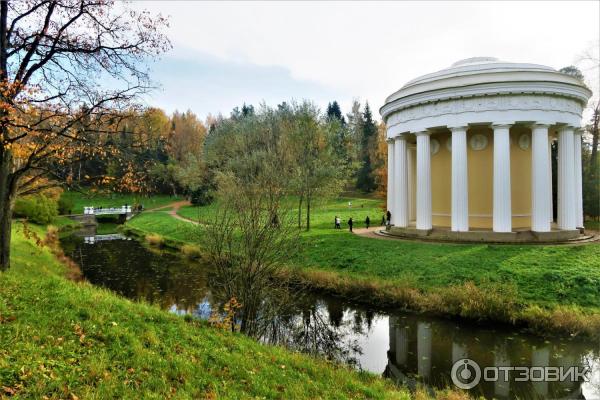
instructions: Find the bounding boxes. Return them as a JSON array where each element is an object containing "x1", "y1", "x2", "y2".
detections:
[
  {"x1": 57, "y1": 195, "x2": 75, "y2": 215},
  {"x1": 13, "y1": 194, "x2": 58, "y2": 224},
  {"x1": 145, "y1": 234, "x2": 164, "y2": 247},
  {"x1": 181, "y1": 244, "x2": 202, "y2": 259}
]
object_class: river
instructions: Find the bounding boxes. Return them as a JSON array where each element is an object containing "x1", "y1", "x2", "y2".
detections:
[{"x1": 60, "y1": 226, "x2": 600, "y2": 399}]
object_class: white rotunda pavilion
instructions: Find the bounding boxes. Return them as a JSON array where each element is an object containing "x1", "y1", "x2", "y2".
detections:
[{"x1": 381, "y1": 57, "x2": 592, "y2": 242}]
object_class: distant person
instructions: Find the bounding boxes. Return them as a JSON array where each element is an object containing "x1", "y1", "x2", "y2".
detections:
[
  {"x1": 348, "y1": 201, "x2": 352, "y2": 208},
  {"x1": 381, "y1": 215, "x2": 386, "y2": 226},
  {"x1": 365, "y1": 216, "x2": 370, "y2": 229},
  {"x1": 334, "y1": 216, "x2": 341, "y2": 229},
  {"x1": 348, "y1": 217, "x2": 353, "y2": 232},
  {"x1": 386, "y1": 210, "x2": 391, "y2": 225}
]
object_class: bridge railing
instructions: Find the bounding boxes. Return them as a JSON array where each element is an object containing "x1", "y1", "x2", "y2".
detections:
[{"x1": 83, "y1": 206, "x2": 132, "y2": 215}]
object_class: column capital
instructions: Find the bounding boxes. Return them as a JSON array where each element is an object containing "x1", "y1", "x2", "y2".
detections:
[
  {"x1": 574, "y1": 127, "x2": 584, "y2": 136},
  {"x1": 394, "y1": 135, "x2": 408, "y2": 141},
  {"x1": 386, "y1": 138, "x2": 395, "y2": 144},
  {"x1": 558, "y1": 125, "x2": 576, "y2": 133},
  {"x1": 448, "y1": 125, "x2": 468, "y2": 133},
  {"x1": 491, "y1": 122, "x2": 513, "y2": 129},
  {"x1": 530, "y1": 123, "x2": 551, "y2": 130},
  {"x1": 414, "y1": 131, "x2": 431, "y2": 137}
]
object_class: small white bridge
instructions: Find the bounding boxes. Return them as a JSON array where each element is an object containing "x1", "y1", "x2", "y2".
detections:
[
  {"x1": 83, "y1": 206, "x2": 133, "y2": 215},
  {"x1": 84, "y1": 234, "x2": 131, "y2": 244}
]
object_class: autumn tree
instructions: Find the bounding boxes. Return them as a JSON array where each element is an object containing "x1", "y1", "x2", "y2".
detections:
[
  {"x1": 288, "y1": 101, "x2": 346, "y2": 230},
  {"x1": 0, "y1": 0, "x2": 170, "y2": 270}
]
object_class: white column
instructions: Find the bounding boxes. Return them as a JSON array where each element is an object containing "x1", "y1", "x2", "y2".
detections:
[
  {"x1": 493, "y1": 124, "x2": 512, "y2": 232},
  {"x1": 415, "y1": 132, "x2": 432, "y2": 230},
  {"x1": 548, "y1": 135, "x2": 554, "y2": 225},
  {"x1": 387, "y1": 138, "x2": 395, "y2": 224},
  {"x1": 574, "y1": 129, "x2": 584, "y2": 228},
  {"x1": 407, "y1": 146, "x2": 416, "y2": 222},
  {"x1": 558, "y1": 126, "x2": 576, "y2": 230},
  {"x1": 394, "y1": 136, "x2": 409, "y2": 227},
  {"x1": 531, "y1": 124, "x2": 551, "y2": 232},
  {"x1": 450, "y1": 126, "x2": 469, "y2": 231}
]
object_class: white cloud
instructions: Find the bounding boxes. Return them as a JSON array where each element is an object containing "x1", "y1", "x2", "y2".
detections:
[{"x1": 138, "y1": 1, "x2": 599, "y2": 117}]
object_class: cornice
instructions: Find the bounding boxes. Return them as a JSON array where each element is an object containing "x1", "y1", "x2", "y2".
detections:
[{"x1": 381, "y1": 81, "x2": 591, "y2": 121}]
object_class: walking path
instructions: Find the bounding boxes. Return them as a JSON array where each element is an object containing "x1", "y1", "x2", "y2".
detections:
[
  {"x1": 146, "y1": 200, "x2": 201, "y2": 225},
  {"x1": 147, "y1": 201, "x2": 599, "y2": 245}
]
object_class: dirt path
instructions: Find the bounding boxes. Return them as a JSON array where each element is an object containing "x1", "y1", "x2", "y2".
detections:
[
  {"x1": 146, "y1": 200, "x2": 202, "y2": 225},
  {"x1": 351, "y1": 226, "x2": 397, "y2": 240}
]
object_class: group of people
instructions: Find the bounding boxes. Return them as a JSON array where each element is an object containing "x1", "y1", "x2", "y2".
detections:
[{"x1": 334, "y1": 210, "x2": 392, "y2": 232}]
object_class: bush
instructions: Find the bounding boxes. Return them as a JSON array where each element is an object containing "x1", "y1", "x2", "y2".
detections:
[
  {"x1": 13, "y1": 194, "x2": 58, "y2": 224},
  {"x1": 145, "y1": 234, "x2": 164, "y2": 247},
  {"x1": 181, "y1": 244, "x2": 202, "y2": 259},
  {"x1": 190, "y1": 186, "x2": 214, "y2": 206},
  {"x1": 58, "y1": 195, "x2": 75, "y2": 215}
]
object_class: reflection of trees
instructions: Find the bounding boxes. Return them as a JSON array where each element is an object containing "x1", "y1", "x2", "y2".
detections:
[
  {"x1": 256, "y1": 298, "x2": 366, "y2": 368},
  {"x1": 60, "y1": 235, "x2": 210, "y2": 312}
]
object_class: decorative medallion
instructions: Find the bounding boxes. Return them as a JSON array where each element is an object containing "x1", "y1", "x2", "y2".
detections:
[
  {"x1": 518, "y1": 134, "x2": 530, "y2": 150},
  {"x1": 431, "y1": 138, "x2": 440, "y2": 155},
  {"x1": 469, "y1": 134, "x2": 488, "y2": 151},
  {"x1": 446, "y1": 138, "x2": 452, "y2": 152}
]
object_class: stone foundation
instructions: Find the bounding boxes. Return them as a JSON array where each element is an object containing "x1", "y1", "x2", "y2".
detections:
[{"x1": 385, "y1": 225, "x2": 583, "y2": 243}]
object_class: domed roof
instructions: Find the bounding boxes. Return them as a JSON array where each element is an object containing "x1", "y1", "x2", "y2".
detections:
[{"x1": 381, "y1": 57, "x2": 591, "y2": 119}]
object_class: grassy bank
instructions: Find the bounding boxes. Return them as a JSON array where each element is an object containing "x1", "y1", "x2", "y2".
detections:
[
  {"x1": 1, "y1": 224, "x2": 415, "y2": 399},
  {"x1": 125, "y1": 197, "x2": 600, "y2": 338}
]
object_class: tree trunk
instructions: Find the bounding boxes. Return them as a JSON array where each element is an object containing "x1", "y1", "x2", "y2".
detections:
[
  {"x1": 0, "y1": 148, "x2": 15, "y2": 272},
  {"x1": 590, "y1": 104, "x2": 599, "y2": 169},
  {"x1": 306, "y1": 191, "x2": 311, "y2": 231},
  {"x1": 297, "y1": 195, "x2": 303, "y2": 229},
  {"x1": 0, "y1": 0, "x2": 12, "y2": 271}
]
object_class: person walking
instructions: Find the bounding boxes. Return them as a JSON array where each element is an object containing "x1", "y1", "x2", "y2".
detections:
[
  {"x1": 348, "y1": 217, "x2": 353, "y2": 232},
  {"x1": 365, "y1": 216, "x2": 370, "y2": 229},
  {"x1": 386, "y1": 210, "x2": 392, "y2": 225},
  {"x1": 334, "y1": 216, "x2": 341, "y2": 229},
  {"x1": 381, "y1": 214, "x2": 386, "y2": 226}
]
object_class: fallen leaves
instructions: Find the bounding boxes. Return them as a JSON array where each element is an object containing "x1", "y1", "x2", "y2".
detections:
[{"x1": 0, "y1": 314, "x2": 16, "y2": 324}]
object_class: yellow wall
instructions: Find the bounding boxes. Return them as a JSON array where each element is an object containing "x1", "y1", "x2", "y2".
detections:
[
  {"x1": 431, "y1": 132, "x2": 451, "y2": 227},
  {"x1": 509, "y1": 126, "x2": 532, "y2": 229},
  {"x1": 425, "y1": 126, "x2": 532, "y2": 230}
]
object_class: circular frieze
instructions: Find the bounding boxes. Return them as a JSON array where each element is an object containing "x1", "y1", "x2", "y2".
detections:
[
  {"x1": 469, "y1": 134, "x2": 488, "y2": 151},
  {"x1": 518, "y1": 134, "x2": 530, "y2": 150},
  {"x1": 431, "y1": 138, "x2": 440, "y2": 155}
]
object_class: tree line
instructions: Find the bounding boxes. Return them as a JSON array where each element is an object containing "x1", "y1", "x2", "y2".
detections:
[{"x1": 61, "y1": 100, "x2": 388, "y2": 229}]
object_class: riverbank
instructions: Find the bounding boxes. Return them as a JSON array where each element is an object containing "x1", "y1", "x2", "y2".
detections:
[
  {"x1": 1, "y1": 224, "x2": 419, "y2": 399},
  {"x1": 125, "y1": 197, "x2": 600, "y2": 339}
]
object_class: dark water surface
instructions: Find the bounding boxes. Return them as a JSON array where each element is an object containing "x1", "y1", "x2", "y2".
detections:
[{"x1": 60, "y1": 227, "x2": 600, "y2": 399}]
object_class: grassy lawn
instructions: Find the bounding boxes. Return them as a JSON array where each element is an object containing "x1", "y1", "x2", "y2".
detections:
[
  {"x1": 152, "y1": 197, "x2": 600, "y2": 311},
  {"x1": 60, "y1": 191, "x2": 181, "y2": 214},
  {"x1": 0, "y1": 224, "x2": 410, "y2": 399}
]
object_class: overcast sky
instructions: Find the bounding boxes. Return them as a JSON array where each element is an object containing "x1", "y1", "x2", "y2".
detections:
[{"x1": 137, "y1": 1, "x2": 600, "y2": 121}]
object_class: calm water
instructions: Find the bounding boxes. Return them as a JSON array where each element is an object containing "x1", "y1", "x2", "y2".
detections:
[{"x1": 60, "y1": 227, "x2": 600, "y2": 399}]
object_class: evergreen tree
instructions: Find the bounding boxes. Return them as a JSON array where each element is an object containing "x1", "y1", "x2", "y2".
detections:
[
  {"x1": 356, "y1": 102, "x2": 378, "y2": 192},
  {"x1": 326, "y1": 101, "x2": 345, "y2": 124}
]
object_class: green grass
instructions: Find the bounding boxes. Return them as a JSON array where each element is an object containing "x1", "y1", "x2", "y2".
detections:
[
  {"x1": 158, "y1": 197, "x2": 600, "y2": 311},
  {"x1": 0, "y1": 224, "x2": 409, "y2": 399},
  {"x1": 60, "y1": 191, "x2": 181, "y2": 214}
]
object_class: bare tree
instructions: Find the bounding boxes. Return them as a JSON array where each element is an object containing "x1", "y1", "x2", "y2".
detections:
[
  {"x1": 201, "y1": 108, "x2": 302, "y2": 337},
  {"x1": 0, "y1": 1, "x2": 170, "y2": 270}
]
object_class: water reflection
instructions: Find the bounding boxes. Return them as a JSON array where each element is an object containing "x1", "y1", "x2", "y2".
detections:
[
  {"x1": 385, "y1": 315, "x2": 599, "y2": 399},
  {"x1": 60, "y1": 227, "x2": 600, "y2": 399}
]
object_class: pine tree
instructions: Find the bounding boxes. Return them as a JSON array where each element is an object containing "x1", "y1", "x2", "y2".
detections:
[
  {"x1": 326, "y1": 101, "x2": 345, "y2": 124},
  {"x1": 356, "y1": 102, "x2": 378, "y2": 192}
]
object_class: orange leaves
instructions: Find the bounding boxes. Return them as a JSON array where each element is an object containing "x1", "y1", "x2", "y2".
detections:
[{"x1": 73, "y1": 323, "x2": 86, "y2": 344}]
